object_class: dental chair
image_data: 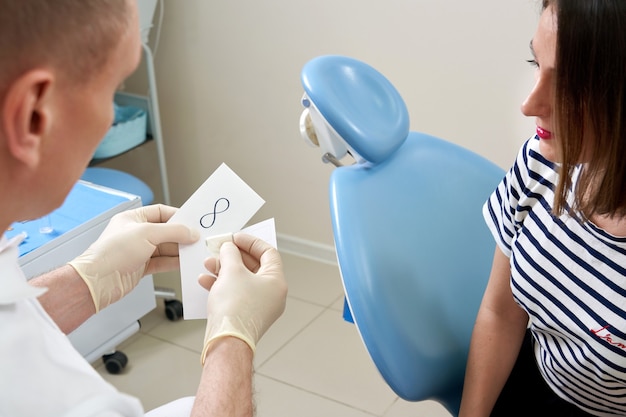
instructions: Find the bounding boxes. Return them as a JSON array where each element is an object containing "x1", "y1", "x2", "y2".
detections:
[{"x1": 299, "y1": 55, "x2": 505, "y2": 416}]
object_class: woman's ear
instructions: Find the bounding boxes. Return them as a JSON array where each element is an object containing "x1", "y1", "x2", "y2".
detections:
[{"x1": 1, "y1": 69, "x2": 54, "y2": 168}]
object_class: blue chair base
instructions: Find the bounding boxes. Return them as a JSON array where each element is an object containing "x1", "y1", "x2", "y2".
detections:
[{"x1": 342, "y1": 297, "x2": 354, "y2": 323}]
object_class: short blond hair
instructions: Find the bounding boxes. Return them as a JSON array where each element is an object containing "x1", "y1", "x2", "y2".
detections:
[{"x1": 0, "y1": 0, "x2": 131, "y2": 97}]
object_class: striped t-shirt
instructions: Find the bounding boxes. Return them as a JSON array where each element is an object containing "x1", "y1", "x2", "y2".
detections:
[{"x1": 484, "y1": 135, "x2": 626, "y2": 416}]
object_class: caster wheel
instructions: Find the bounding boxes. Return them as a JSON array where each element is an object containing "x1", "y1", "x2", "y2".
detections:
[
  {"x1": 164, "y1": 299, "x2": 183, "y2": 321},
  {"x1": 103, "y1": 351, "x2": 128, "y2": 374}
]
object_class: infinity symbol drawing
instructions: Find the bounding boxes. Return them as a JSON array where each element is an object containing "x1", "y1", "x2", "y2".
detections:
[{"x1": 200, "y1": 197, "x2": 230, "y2": 228}]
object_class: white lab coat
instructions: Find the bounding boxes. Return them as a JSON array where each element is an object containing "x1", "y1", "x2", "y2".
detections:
[{"x1": 0, "y1": 235, "x2": 144, "y2": 417}]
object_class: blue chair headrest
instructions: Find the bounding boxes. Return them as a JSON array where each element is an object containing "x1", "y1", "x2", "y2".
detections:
[{"x1": 301, "y1": 55, "x2": 410, "y2": 164}]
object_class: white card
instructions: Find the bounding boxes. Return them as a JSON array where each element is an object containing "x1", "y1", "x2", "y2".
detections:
[{"x1": 168, "y1": 163, "x2": 270, "y2": 319}]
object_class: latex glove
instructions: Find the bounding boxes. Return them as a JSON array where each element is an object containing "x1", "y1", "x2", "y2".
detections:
[
  {"x1": 199, "y1": 233, "x2": 287, "y2": 364},
  {"x1": 68, "y1": 204, "x2": 199, "y2": 312}
]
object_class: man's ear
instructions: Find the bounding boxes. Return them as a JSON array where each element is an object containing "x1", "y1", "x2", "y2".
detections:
[{"x1": 1, "y1": 69, "x2": 54, "y2": 168}]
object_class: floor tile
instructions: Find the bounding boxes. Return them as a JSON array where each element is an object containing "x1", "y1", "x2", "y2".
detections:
[
  {"x1": 384, "y1": 398, "x2": 452, "y2": 417},
  {"x1": 146, "y1": 314, "x2": 206, "y2": 353},
  {"x1": 282, "y1": 252, "x2": 345, "y2": 307},
  {"x1": 139, "y1": 297, "x2": 170, "y2": 334},
  {"x1": 258, "y1": 309, "x2": 398, "y2": 415},
  {"x1": 95, "y1": 333, "x2": 202, "y2": 412},
  {"x1": 96, "y1": 252, "x2": 433, "y2": 416},
  {"x1": 145, "y1": 295, "x2": 325, "y2": 366},
  {"x1": 255, "y1": 375, "x2": 376, "y2": 417},
  {"x1": 255, "y1": 297, "x2": 324, "y2": 366},
  {"x1": 330, "y1": 294, "x2": 347, "y2": 313}
]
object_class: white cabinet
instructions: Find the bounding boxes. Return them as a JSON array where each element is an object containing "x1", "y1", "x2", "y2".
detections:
[{"x1": 14, "y1": 181, "x2": 156, "y2": 366}]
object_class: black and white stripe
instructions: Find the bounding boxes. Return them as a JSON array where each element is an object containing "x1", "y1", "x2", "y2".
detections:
[{"x1": 484, "y1": 136, "x2": 626, "y2": 416}]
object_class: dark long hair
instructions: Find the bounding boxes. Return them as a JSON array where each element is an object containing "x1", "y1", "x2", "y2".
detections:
[{"x1": 546, "y1": 0, "x2": 626, "y2": 219}]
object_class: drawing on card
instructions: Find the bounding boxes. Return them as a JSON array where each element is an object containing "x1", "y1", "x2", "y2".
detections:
[
  {"x1": 199, "y1": 197, "x2": 230, "y2": 229},
  {"x1": 167, "y1": 162, "x2": 268, "y2": 319}
]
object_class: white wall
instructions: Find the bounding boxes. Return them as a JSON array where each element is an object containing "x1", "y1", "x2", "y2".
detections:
[{"x1": 126, "y1": 0, "x2": 541, "y2": 253}]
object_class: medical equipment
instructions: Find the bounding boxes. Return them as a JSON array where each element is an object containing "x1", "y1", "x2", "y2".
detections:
[{"x1": 299, "y1": 55, "x2": 504, "y2": 415}]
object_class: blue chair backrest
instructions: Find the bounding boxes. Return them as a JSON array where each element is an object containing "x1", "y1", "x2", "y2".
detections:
[{"x1": 300, "y1": 55, "x2": 505, "y2": 415}]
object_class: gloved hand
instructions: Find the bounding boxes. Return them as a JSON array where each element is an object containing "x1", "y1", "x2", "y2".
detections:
[
  {"x1": 68, "y1": 204, "x2": 199, "y2": 312},
  {"x1": 198, "y1": 233, "x2": 287, "y2": 364}
]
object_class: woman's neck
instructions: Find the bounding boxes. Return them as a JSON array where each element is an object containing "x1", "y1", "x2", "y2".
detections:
[{"x1": 590, "y1": 213, "x2": 626, "y2": 237}]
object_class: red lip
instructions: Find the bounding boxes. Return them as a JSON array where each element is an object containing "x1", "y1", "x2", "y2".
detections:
[{"x1": 536, "y1": 126, "x2": 552, "y2": 139}]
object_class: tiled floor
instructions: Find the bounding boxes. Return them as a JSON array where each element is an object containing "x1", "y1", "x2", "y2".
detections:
[{"x1": 94, "y1": 252, "x2": 452, "y2": 417}]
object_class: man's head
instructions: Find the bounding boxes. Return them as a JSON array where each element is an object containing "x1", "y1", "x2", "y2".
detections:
[
  {"x1": 0, "y1": 0, "x2": 142, "y2": 226},
  {"x1": 0, "y1": 0, "x2": 133, "y2": 97}
]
